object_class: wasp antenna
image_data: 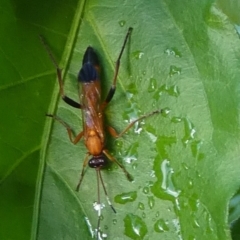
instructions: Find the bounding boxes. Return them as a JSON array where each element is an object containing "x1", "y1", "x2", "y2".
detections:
[{"x1": 39, "y1": 35, "x2": 59, "y2": 69}]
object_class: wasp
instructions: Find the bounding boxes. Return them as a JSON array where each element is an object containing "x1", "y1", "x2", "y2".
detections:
[{"x1": 41, "y1": 27, "x2": 160, "y2": 239}]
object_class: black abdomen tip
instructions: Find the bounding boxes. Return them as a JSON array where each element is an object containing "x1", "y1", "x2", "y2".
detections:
[
  {"x1": 78, "y1": 47, "x2": 100, "y2": 82},
  {"x1": 82, "y1": 46, "x2": 99, "y2": 66}
]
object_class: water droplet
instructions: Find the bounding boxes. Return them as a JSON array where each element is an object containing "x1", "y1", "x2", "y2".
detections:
[
  {"x1": 168, "y1": 85, "x2": 180, "y2": 97},
  {"x1": 193, "y1": 219, "x2": 200, "y2": 228},
  {"x1": 119, "y1": 20, "x2": 126, "y2": 27},
  {"x1": 174, "y1": 197, "x2": 181, "y2": 211},
  {"x1": 161, "y1": 107, "x2": 171, "y2": 117},
  {"x1": 169, "y1": 65, "x2": 181, "y2": 76},
  {"x1": 84, "y1": 217, "x2": 95, "y2": 238},
  {"x1": 132, "y1": 162, "x2": 138, "y2": 170},
  {"x1": 182, "y1": 118, "x2": 196, "y2": 145},
  {"x1": 126, "y1": 83, "x2": 138, "y2": 96},
  {"x1": 146, "y1": 181, "x2": 154, "y2": 187},
  {"x1": 164, "y1": 47, "x2": 182, "y2": 57},
  {"x1": 93, "y1": 202, "x2": 105, "y2": 211},
  {"x1": 145, "y1": 125, "x2": 158, "y2": 143},
  {"x1": 125, "y1": 83, "x2": 138, "y2": 103},
  {"x1": 188, "y1": 197, "x2": 200, "y2": 212},
  {"x1": 188, "y1": 180, "x2": 193, "y2": 189},
  {"x1": 147, "y1": 78, "x2": 157, "y2": 92},
  {"x1": 161, "y1": 160, "x2": 179, "y2": 198},
  {"x1": 122, "y1": 103, "x2": 140, "y2": 123},
  {"x1": 123, "y1": 142, "x2": 139, "y2": 164},
  {"x1": 132, "y1": 51, "x2": 144, "y2": 59},
  {"x1": 150, "y1": 170, "x2": 156, "y2": 178},
  {"x1": 187, "y1": 235, "x2": 196, "y2": 240},
  {"x1": 142, "y1": 212, "x2": 146, "y2": 218},
  {"x1": 206, "y1": 213, "x2": 214, "y2": 234},
  {"x1": 154, "y1": 83, "x2": 180, "y2": 100},
  {"x1": 235, "y1": 25, "x2": 240, "y2": 37},
  {"x1": 112, "y1": 219, "x2": 117, "y2": 225},
  {"x1": 155, "y1": 136, "x2": 177, "y2": 159},
  {"x1": 138, "y1": 202, "x2": 145, "y2": 210},
  {"x1": 151, "y1": 159, "x2": 180, "y2": 200},
  {"x1": 114, "y1": 191, "x2": 137, "y2": 204},
  {"x1": 171, "y1": 116, "x2": 182, "y2": 123},
  {"x1": 172, "y1": 218, "x2": 181, "y2": 238},
  {"x1": 102, "y1": 233, "x2": 107, "y2": 239},
  {"x1": 104, "y1": 225, "x2": 108, "y2": 230},
  {"x1": 142, "y1": 186, "x2": 150, "y2": 194},
  {"x1": 147, "y1": 196, "x2": 155, "y2": 209},
  {"x1": 124, "y1": 214, "x2": 148, "y2": 239},
  {"x1": 154, "y1": 219, "x2": 169, "y2": 232},
  {"x1": 191, "y1": 140, "x2": 204, "y2": 161},
  {"x1": 115, "y1": 139, "x2": 123, "y2": 148}
]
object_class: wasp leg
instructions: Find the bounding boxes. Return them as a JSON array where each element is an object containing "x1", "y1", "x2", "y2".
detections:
[
  {"x1": 101, "y1": 27, "x2": 133, "y2": 109},
  {"x1": 108, "y1": 110, "x2": 162, "y2": 138},
  {"x1": 46, "y1": 114, "x2": 83, "y2": 144},
  {"x1": 39, "y1": 35, "x2": 81, "y2": 109},
  {"x1": 76, "y1": 153, "x2": 90, "y2": 191},
  {"x1": 103, "y1": 149, "x2": 133, "y2": 181}
]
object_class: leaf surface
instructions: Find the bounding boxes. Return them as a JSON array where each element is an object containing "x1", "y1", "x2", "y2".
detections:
[{"x1": 0, "y1": 0, "x2": 240, "y2": 240}]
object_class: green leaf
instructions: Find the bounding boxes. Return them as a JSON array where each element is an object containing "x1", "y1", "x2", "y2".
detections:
[{"x1": 1, "y1": 0, "x2": 240, "y2": 240}]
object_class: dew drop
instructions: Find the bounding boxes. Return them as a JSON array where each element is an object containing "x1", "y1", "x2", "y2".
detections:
[
  {"x1": 114, "y1": 191, "x2": 137, "y2": 204},
  {"x1": 132, "y1": 162, "x2": 138, "y2": 170},
  {"x1": 147, "y1": 196, "x2": 155, "y2": 209},
  {"x1": 119, "y1": 20, "x2": 126, "y2": 27},
  {"x1": 235, "y1": 25, "x2": 240, "y2": 37},
  {"x1": 191, "y1": 140, "x2": 204, "y2": 161},
  {"x1": 93, "y1": 202, "x2": 105, "y2": 212},
  {"x1": 115, "y1": 139, "x2": 123, "y2": 148},
  {"x1": 169, "y1": 65, "x2": 181, "y2": 76},
  {"x1": 187, "y1": 235, "x2": 196, "y2": 240},
  {"x1": 154, "y1": 218, "x2": 169, "y2": 233},
  {"x1": 182, "y1": 118, "x2": 196, "y2": 145},
  {"x1": 126, "y1": 82, "x2": 138, "y2": 96},
  {"x1": 193, "y1": 219, "x2": 200, "y2": 228},
  {"x1": 142, "y1": 186, "x2": 150, "y2": 194},
  {"x1": 102, "y1": 233, "x2": 107, "y2": 239},
  {"x1": 161, "y1": 107, "x2": 171, "y2": 117},
  {"x1": 132, "y1": 51, "x2": 144, "y2": 59},
  {"x1": 188, "y1": 197, "x2": 200, "y2": 213},
  {"x1": 161, "y1": 159, "x2": 180, "y2": 198},
  {"x1": 84, "y1": 217, "x2": 95, "y2": 238},
  {"x1": 188, "y1": 180, "x2": 194, "y2": 189},
  {"x1": 206, "y1": 213, "x2": 214, "y2": 234},
  {"x1": 124, "y1": 214, "x2": 148, "y2": 239},
  {"x1": 168, "y1": 85, "x2": 180, "y2": 97},
  {"x1": 147, "y1": 78, "x2": 157, "y2": 92},
  {"x1": 123, "y1": 142, "x2": 139, "y2": 164},
  {"x1": 171, "y1": 116, "x2": 182, "y2": 123},
  {"x1": 181, "y1": 162, "x2": 189, "y2": 170},
  {"x1": 138, "y1": 202, "x2": 145, "y2": 210},
  {"x1": 145, "y1": 125, "x2": 158, "y2": 143},
  {"x1": 164, "y1": 47, "x2": 182, "y2": 57},
  {"x1": 152, "y1": 159, "x2": 180, "y2": 200}
]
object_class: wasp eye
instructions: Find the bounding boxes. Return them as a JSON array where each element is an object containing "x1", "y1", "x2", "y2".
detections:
[{"x1": 88, "y1": 155, "x2": 108, "y2": 168}]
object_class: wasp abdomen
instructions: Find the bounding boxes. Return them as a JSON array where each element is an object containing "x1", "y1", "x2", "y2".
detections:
[{"x1": 78, "y1": 47, "x2": 100, "y2": 82}]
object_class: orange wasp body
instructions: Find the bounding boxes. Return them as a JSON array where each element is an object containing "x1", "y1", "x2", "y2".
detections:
[{"x1": 41, "y1": 27, "x2": 160, "y2": 239}]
